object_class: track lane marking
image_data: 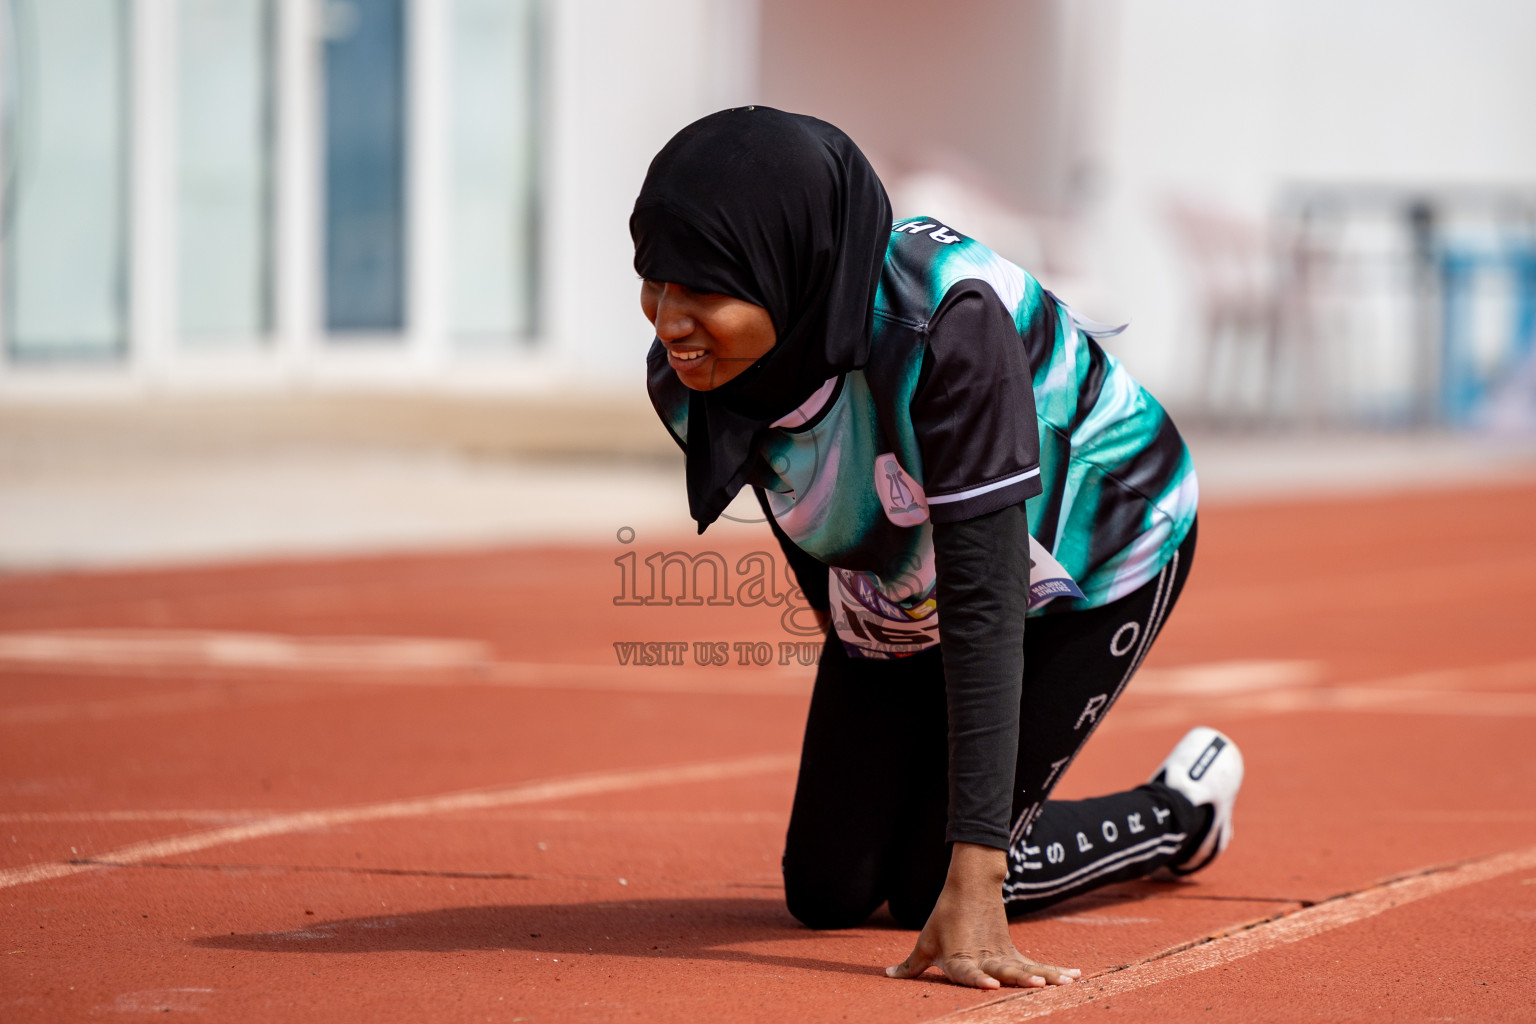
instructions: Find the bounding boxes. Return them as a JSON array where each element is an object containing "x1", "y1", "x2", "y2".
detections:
[
  {"x1": 0, "y1": 752, "x2": 798, "y2": 892},
  {"x1": 1319, "y1": 658, "x2": 1536, "y2": 693},
  {"x1": 8, "y1": 679, "x2": 1536, "y2": 727},
  {"x1": 4, "y1": 629, "x2": 1534, "y2": 718},
  {"x1": 936, "y1": 842, "x2": 1536, "y2": 1022},
  {"x1": 0, "y1": 809, "x2": 278, "y2": 823},
  {"x1": 1130, "y1": 659, "x2": 1321, "y2": 695},
  {"x1": 0, "y1": 630, "x2": 491, "y2": 672},
  {"x1": 0, "y1": 628, "x2": 814, "y2": 699},
  {"x1": 0, "y1": 808, "x2": 787, "y2": 825},
  {"x1": 1107, "y1": 683, "x2": 1536, "y2": 732},
  {"x1": 67, "y1": 859, "x2": 787, "y2": 891},
  {"x1": 0, "y1": 684, "x2": 326, "y2": 725},
  {"x1": 0, "y1": 668, "x2": 810, "y2": 726},
  {"x1": 5, "y1": 629, "x2": 1533, "y2": 705}
]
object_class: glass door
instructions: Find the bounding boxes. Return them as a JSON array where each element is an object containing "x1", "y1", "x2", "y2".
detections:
[{"x1": 322, "y1": 0, "x2": 407, "y2": 337}]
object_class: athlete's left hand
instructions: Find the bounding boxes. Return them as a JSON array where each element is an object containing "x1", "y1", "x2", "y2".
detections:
[{"x1": 885, "y1": 842, "x2": 1080, "y2": 989}]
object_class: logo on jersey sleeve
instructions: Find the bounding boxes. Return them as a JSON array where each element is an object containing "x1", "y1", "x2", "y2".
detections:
[
  {"x1": 892, "y1": 219, "x2": 961, "y2": 244},
  {"x1": 875, "y1": 452, "x2": 928, "y2": 527}
]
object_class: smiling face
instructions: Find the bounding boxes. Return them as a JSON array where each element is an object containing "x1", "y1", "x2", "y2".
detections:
[{"x1": 640, "y1": 280, "x2": 777, "y2": 390}]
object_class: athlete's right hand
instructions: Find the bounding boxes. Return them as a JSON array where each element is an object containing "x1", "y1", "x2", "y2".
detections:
[{"x1": 885, "y1": 842, "x2": 1080, "y2": 990}]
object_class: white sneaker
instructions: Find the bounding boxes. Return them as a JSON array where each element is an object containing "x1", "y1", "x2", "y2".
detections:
[{"x1": 1149, "y1": 726, "x2": 1244, "y2": 876}]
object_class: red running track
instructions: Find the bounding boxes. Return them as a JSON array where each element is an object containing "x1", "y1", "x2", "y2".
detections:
[{"x1": 3, "y1": 482, "x2": 1536, "y2": 1022}]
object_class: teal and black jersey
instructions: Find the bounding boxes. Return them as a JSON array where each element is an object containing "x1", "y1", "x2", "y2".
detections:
[{"x1": 649, "y1": 217, "x2": 1198, "y2": 658}]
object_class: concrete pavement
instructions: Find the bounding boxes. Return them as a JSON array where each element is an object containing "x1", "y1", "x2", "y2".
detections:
[{"x1": 4, "y1": 396, "x2": 1535, "y2": 571}]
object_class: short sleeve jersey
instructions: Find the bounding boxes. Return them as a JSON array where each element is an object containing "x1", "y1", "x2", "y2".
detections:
[{"x1": 649, "y1": 218, "x2": 1199, "y2": 660}]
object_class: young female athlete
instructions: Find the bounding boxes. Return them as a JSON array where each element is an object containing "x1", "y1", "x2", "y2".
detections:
[{"x1": 631, "y1": 107, "x2": 1244, "y2": 991}]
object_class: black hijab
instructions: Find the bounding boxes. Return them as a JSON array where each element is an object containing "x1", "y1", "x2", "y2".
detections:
[{"x1": 631, "y1": 107, "x2": 892, "y2": 532}]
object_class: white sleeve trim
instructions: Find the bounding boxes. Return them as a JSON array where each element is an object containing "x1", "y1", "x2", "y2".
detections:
[
  {"x1": 769, "y1": 376, "x2": 840, "y2": 429},
  {"x1": 926, "y1": 466, "x2": 1041, "y2": 505}
]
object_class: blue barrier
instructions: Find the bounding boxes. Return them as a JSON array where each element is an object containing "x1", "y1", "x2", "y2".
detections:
[{"x1": 1438, "y1": 244, "x2": 1536, "y2": 424}]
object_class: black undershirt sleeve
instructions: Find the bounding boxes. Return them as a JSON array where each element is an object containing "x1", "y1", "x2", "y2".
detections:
[
  {"x1": 915, "y1": 282, "x2": 1041, "y2": 850},
  {"x1": 932, "y1": 503, "x2": 1029, "y2": 849}
]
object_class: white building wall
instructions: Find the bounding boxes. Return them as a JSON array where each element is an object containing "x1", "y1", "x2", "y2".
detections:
[
  {"x1": 1087, "y1": 0, "x2": 1536, "y2": 402},
  {"x1": 541, "y1": 0, "x2": 757, "y2": 389},
  {"x1": 0, "y1": 0, "x2": 759, "y2": 399},
  {"x1": 7, "y1": 0, "x2": 1534, "y2": 408}
]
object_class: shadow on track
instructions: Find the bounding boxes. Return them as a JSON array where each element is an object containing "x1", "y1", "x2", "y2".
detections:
[{"x1": 195, "y1": 896, "x2": 902, "y2": 978}]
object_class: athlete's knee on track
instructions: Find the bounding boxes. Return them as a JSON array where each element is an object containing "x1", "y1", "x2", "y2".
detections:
[
  {"x1": 885, "y1": 883, "x2": 940, "y2": 931},
  {"x1": 784, "y1": 885, "x2": 878, "y2": 930},
  {"x1": 783, "y1": 859, "x2": 881, "y2": 930}
]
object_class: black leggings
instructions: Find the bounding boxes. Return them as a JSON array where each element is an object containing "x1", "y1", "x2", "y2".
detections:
[{"x1": 782, "y1": 523, "x2": 1199, "y2": 929}]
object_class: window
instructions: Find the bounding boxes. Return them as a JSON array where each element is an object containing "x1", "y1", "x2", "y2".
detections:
[
  {"x1": 3, "y1": 0, "x2": 130, "y2": 362},
  {"x1": 176, "y1": 0, "x2": 274, "y2": 345},
  {"x1": 323, "y1": 0, "x2": 407, "y2": 335},
  {"x1": 450, "y1": 0, "x2": 539, "y2": 345}
]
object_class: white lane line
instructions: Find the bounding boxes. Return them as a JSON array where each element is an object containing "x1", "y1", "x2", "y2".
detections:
[
  {"x1": 0, "y1": 628, "x2": 814, "y2": 702},
  {"x1": 0, "y1": 685, "x2": 319, "y2": 726},
  {"x1": 0, "y1": 808, "x2": 787, "y2": 825},
  {"x1": 0, "y1": 630, "x2": 491, "y2": 673},
  {"x1": 8, "y1": 630, "x2": 1530, "y2": 696},
  {"x1": 9, "y1": 678, "x2": 1535, "y2": 728},
  {"x1": 938, "y1": 842, "x2": 1536, "y2": 1022},
  {"x1": 1131, "y1": 660, "x2": 1322, "y2": 696},
  {"x1": 478, "y1": 661, "x2": 812, "y2": 695},
  {"x1": 1300, "y1": 686, "x2": 1536, "y2": 716},
  {"x1": 1046, "y1": 914, "x2": 1160, "y2": 927},
  {"x1": 0, "y1": 668, "x2": 810, "y2": 726},
  {"x1": 1327, "y1": 657, "x2": 1536, "y2": 693},
  {"x1": 0, "y1": 809, "x2": 277, "y2": 823},
  {"x1": 4, "y1": 628, "x2": 1532, "y2": 719},
  {"x1": 0, "y1": 752, "x2": 798, "y2": 892},
  {"x1": 1376, "y1": 808, "x2": 1536, "y2": 823},
  {"x1": 0, "y1": 664, "x2": 814, "y2": 727},
  {"x1": 1109, "y1": 684, "x2": 1536, "y2": 732}
]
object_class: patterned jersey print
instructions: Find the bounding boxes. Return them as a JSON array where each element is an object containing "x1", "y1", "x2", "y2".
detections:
[{"x1": 648, "y1": 218, "x2": 1199, "y2": 659}]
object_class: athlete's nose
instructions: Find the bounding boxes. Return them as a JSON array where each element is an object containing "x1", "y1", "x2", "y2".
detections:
[{"x1": 651, "y1": 284, "x2": 697, "y2": 343}]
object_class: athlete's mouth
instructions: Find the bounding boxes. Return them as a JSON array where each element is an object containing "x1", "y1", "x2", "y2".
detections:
[{"x1": 668, "y1": 348, "x2": 708, "y2": 363}]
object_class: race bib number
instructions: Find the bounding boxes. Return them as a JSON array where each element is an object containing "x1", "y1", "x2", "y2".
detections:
[
  {"x1": 830, "y1": 535, "x2": 1084, "y2": 660},
  {"x1": 829, "y1": 567, "x2": 942, "y2": 661}
]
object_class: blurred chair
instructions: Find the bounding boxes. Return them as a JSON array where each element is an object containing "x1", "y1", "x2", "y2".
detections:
[{"x1": 1163, "y1": 197, "x2": 1285, "y2": 426}]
